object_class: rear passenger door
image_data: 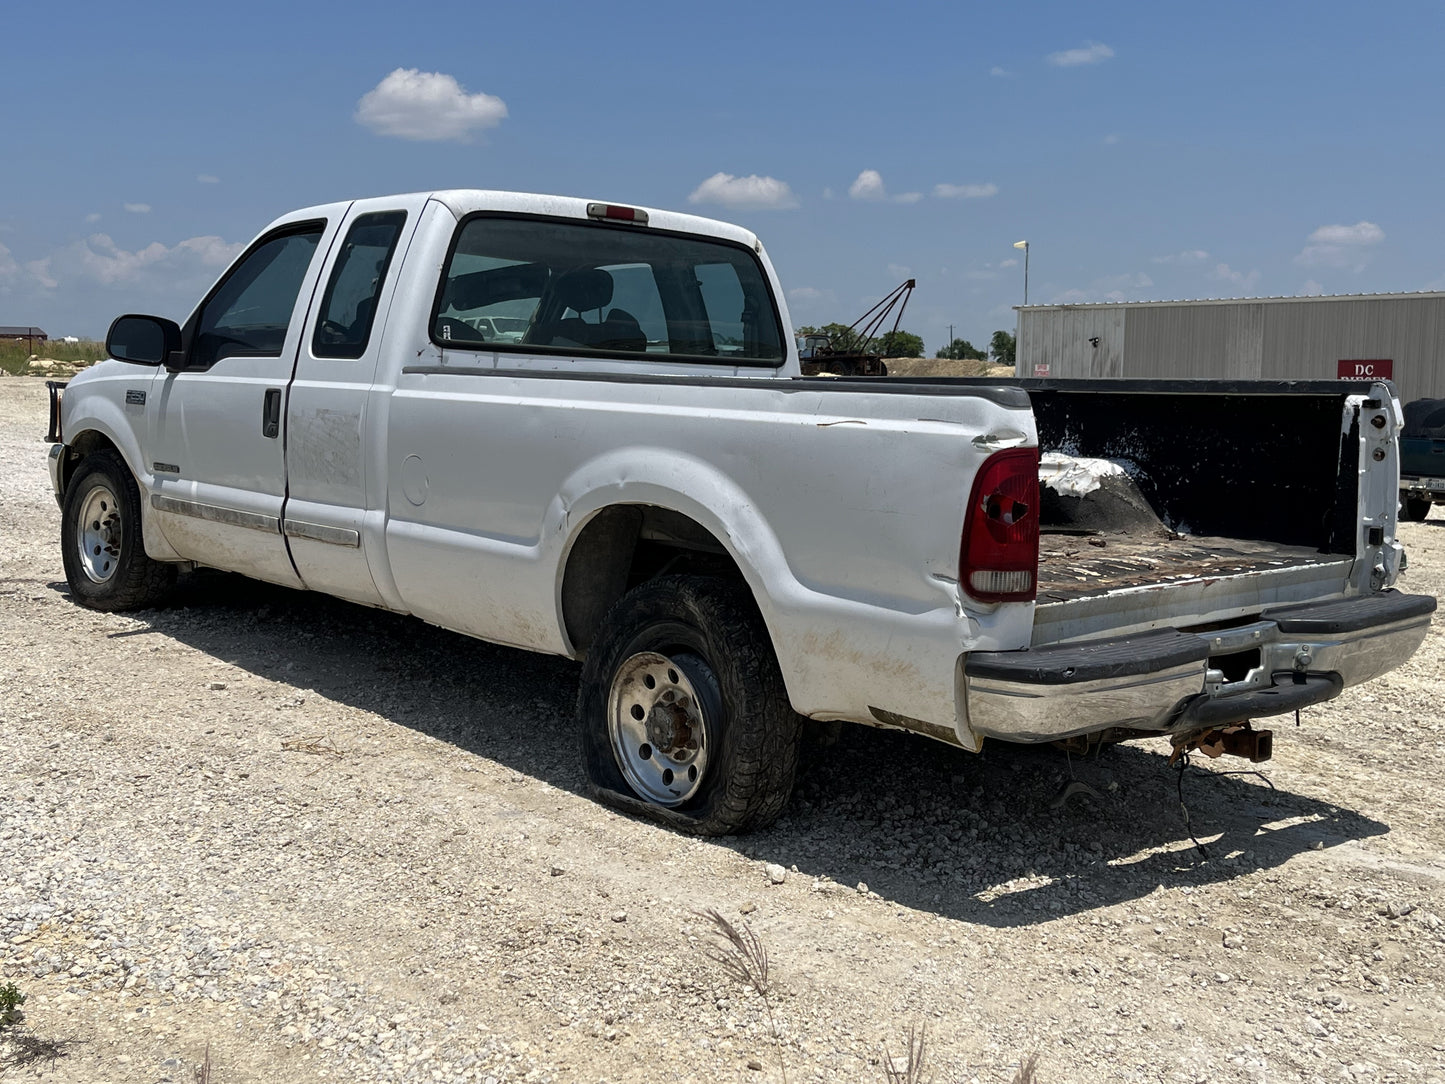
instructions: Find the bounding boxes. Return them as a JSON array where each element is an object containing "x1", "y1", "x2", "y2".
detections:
[{"x1": 284, "y1": 197, "x2": 425, "y2": 606}]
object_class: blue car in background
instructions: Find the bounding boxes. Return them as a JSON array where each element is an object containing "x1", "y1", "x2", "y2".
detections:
[{"x1": 1400, "y1": 398, "x2": 1445, "y2": 521}]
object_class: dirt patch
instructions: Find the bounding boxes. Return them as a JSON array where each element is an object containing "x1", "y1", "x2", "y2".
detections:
[
  {"x1": 2, "y1": 376, "x2": 1443, "y2": 1083},
  {"x1": 883, "y1": 356, "x2": 1016, "y2": 379}
]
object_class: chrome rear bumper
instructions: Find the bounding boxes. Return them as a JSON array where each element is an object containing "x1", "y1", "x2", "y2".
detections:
[{"x1": 964, "y1": 590, "x2": 1435, "y2": 743}]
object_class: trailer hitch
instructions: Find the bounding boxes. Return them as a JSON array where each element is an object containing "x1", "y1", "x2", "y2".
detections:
[{"x1": 1170, "y1": 723, "x2": 1273, "y2": 765}]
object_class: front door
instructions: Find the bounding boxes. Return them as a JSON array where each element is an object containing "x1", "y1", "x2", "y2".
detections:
[{"x1": 147, "y1": 212, "x2": 344, "y2": 586}]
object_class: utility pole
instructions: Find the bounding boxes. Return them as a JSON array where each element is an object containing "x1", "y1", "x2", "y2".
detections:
[
  {"x1": 948, "y1": 324, "x2": 954, "y2": 355},
  {"x1": 1013, "y1": 240, "x2": 1030, "y2": 307}
]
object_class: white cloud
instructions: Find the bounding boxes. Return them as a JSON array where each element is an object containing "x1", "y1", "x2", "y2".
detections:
[
  {"x1": 1151, "y1": 249, "x2": 1210, "y2": 264},
  {"x1": 84, "y1": 212, "x2": 102, "y2": 224},
  {"x1": 1050, "y1": 272, "x2": 1153, "y2": 304},
  {"x1": 1295, "y1": 220, "x2": 1384, "y2": 270},
  {"x1": 886, "y1": 263, "x2": 912, "y2": 278},
  {"x1": 989, "y1": 66, "x2": 1011, "y2": 77},
  {"x1": 355, "y1": 68, "x2": 507, "y2": 142},
  {"x1": 1211, "y1": 263, "x2": 1261, "y2": 292},
  {"x1": 848, "y1": 170, "x2": 922, "y2": 203},
  {"x1": 0, "y1": 242, "x2": 19, "y2": 288},
  {"x1": 1000, "y1": 258, "x2": 1018, "y2": 268},
  {"x1": 197, "y1": 174, "x2": 220, "y2": 184},
  {"x1": 123, "y1": 203, "x2": 151, "y2": 214},
  {"x1": 688, "y1": 172, "x2": 798, "y2": 210},
  {"x1": 785, "y1": 285, "x2": 837, "y2": 319},
  {"x1": 1047, "y1": 42, "x2": 1115, "y2": 67},
  {"x1": 32, "y1": 233, "x2": 243, "y2": 290},
  {"x1": 966, "y1": 269, "x2": 999, "y2": 281},
  {"x1": 1103, "y1": 133, "x2": 1121, "y2": 145},
  {"x1": 849, "y1": 169, "x2": 887, "y2": 201},
  {"x1": 933, "y1": 182, "x2": 998, "y2": 199},
  {"x1": 1307, "y1": 221, "x2": 1384, "y2": 246},
  {"x1": 1301, "y1": 279, "x2": 1325, "y2": 295}
]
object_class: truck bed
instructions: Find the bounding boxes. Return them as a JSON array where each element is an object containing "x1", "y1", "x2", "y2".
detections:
[
  {"x1": 1038, "y1": 532, "x2": 1332, "y2": 600},
  {"x1": 1034, "y1": 532, "x2": 1354, "y2": 645}
]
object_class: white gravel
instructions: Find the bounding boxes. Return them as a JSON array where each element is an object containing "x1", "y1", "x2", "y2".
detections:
[{"x1": 1, "y1": 375, "x2": 1443, "y2": 1083}]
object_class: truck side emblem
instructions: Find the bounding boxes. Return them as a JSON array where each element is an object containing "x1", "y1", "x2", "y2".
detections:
[
  {"x1": 152, "y1": 462, "x2": 181, "y2": 474},
  {"x1": 125, "y1": 389, "x2": 147, "y2": 405}
]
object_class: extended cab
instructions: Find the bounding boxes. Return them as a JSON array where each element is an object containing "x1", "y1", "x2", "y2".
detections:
[{"x1": 47, "y1": 189, "x2": 1435, "y2": 834}]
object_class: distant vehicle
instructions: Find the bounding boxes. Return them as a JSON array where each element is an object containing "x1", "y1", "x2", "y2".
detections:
[
  {"x1": 461, "y1": 315, "x2": 530, "y2": 343},
  {"x1": 1399, "y1": 397, "x2": 1445, "y2": 520},
  {"x1": 796, "y1": 279, "x2": 914, "y2": 376}
]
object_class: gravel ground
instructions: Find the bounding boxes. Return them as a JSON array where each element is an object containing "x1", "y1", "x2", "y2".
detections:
[{"x1": 2, "y1": 374, "x2": 1443, "y2": 1084}]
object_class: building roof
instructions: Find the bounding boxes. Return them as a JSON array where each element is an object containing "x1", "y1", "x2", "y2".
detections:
[
  {"x1": 0, "y1": 326, "x2": 47, "y2": 337},
  {"x1": 1017, "y1": 290, "x2": 1445, "y2": 312}
]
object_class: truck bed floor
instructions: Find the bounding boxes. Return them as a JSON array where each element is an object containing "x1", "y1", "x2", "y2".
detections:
[{"x1": 1037, "y1": 533, "x2": 1335, "y2": 602}]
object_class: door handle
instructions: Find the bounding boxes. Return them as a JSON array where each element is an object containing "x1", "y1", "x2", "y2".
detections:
[{"x1": 262, "y1": 388, "x2": 282, "y2": 439}]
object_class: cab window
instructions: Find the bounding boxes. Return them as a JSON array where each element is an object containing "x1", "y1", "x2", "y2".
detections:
[
  {"x1": 432, "y1": 215, "x2": 784, "y2": 364},
  {"x1": 313, "y1": 211, "x2": 407, "y2": 359}
]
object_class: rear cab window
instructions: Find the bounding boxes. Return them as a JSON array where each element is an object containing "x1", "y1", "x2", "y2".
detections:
[
  {"x1": 431, "y1": 215, "x2": 785, "y2": 365},
  {"x1": 313, "y1": 211, "x2": 408, "y2": 359}
]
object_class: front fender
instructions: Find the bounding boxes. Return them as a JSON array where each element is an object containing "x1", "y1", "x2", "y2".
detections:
[{"x1": 62, "y1": 379, "x2": 184, "y2": 563}]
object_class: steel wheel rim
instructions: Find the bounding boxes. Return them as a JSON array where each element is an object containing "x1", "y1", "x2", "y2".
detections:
[
  {"x1": 76, "y1": 482, "x2": 123, "y2": 584},
  {"x1": 607, "y1": 650, "x2": 714, "y2": 806}
]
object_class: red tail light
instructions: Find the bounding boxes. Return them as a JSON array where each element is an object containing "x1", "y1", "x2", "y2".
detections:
[{"x1": 961, "y1": 447, "x2": 1039, "y2": 603}]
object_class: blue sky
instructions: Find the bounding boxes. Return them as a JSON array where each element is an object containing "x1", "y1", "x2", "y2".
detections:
[{"x1": 3, "y1": 0, "x2": 1444, "y2": 352}]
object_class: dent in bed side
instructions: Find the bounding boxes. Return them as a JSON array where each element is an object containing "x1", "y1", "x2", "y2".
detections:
[{"x1": 546, "y1": 448, "x2": 1032, "y2": 738}]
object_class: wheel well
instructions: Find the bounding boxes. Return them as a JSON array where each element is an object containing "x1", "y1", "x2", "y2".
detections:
[
  {"x1": 561, "y1": 505, "x2": 750, "y2": 654},
  {"x1": 60, "y1": 431, "x2": 122, "y2": 494}
]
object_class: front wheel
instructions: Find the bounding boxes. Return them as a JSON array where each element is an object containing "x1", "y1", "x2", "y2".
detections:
[
  {"x1": 1403, "y1": 496, "x2": 1433, "y2": 522},
  {"x1": 61, "y1": 450, "x2": 176, "y2": 611},
  {"x1": 577, "y1": 575, "x2": 802, "y2": 835}
]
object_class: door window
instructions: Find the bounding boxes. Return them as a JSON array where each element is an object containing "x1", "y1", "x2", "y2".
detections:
[
  {"x1": 191, "y1": 224, "x2": 324, "y2": 369},
  {"x1": 313, "y1": 211, "x2": 407, "y2": 359}
]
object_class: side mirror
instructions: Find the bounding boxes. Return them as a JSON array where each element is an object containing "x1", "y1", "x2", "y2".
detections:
[{"x1": 105, "y1": 314, "x2": 182, "y2": 367}]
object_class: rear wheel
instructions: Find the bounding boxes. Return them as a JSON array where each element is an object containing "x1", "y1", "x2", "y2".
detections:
[
  {"x1": 61, "y1": 450, "x2": 175, "y2": 610},
  {"x1": 577, "y1": 575, "x2": 802, "y2": 835},
  {"x1": 1403, "y1": 496, "x2": 1433, "y2": 522}
]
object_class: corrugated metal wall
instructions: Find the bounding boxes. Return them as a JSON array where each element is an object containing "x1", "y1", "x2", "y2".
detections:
[
  {"x1": 1017, "y1": 306, "x2": 1124, "y2": 377},
  {"x1": 1018, "y1": 294, "x2": 1445, "y2": 403}
]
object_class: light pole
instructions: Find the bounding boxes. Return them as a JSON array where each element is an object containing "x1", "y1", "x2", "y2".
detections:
[{"x1": 1013, "y1": 240, "x2": 1029, "y2": 307}]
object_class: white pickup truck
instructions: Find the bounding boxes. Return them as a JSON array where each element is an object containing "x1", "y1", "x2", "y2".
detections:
[{"x1": 47, "y1": 189, "x2": 1435, "y2": 834}]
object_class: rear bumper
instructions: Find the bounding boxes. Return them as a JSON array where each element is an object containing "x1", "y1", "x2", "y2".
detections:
[
  {"x1": 1401, "y1": 477, "x2": 1445, "y2": 498},
  {"x1": 964, "y1": 590, "x2": 1435, "y2": 743}
]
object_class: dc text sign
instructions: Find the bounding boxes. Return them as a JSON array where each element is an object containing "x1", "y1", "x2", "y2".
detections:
[{"x1": 1338, "y1": 359, "x2": 1393, "y2": 381}]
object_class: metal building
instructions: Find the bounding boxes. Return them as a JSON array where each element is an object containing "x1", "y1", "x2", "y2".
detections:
[{"x1": 1016, "y1": 292, "x2": 1445, "y2": 404}]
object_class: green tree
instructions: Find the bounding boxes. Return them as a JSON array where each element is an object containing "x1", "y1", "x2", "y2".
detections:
[
  {"x1": 935, "y1": 338, "x2": 987, "y2": 361},
  {"x1": 990, "y1": 330, "x2": 1017, "y2": 366},
  {"x1": 875, "y1": 330, "x2": 924, "y2": 357}
]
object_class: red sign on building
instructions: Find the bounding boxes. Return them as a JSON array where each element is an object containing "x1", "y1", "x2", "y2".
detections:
[{"x1": 1337, "y1": 359, "x2": 1393, "y2": 380}]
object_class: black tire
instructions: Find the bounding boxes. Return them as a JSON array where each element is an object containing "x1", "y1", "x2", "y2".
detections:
[
  {"x1": 1403, "y1": 496, "x2": 1433, "y2": 522},
  {"x1": 61, "y1": 449, "x2": 176, "y2": 611},
  {"x1": 577, "y1": 575, "x2": 802, "y2": 836}
]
